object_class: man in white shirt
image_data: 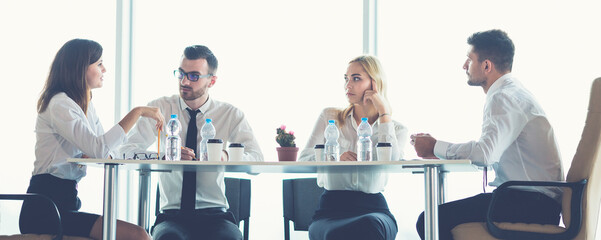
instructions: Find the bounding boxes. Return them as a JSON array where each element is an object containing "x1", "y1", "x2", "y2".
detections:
[
  {"x1": 119, "y1": 45, "x2": 263, "y2": 240},
  {"x1": 411, "y1": 29, "x2": 564, "y2": 240}
]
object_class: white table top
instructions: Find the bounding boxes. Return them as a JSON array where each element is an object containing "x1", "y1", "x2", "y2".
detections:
[{"x1": 68, "y1": 158, "x2": 477, "y2": 174}]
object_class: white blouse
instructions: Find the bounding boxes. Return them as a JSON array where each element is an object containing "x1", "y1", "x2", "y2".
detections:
[
  {"x1": 33, "y1": 92, "x2": 126, "y2": 181},
  {"x1": 299, "y1": 108, "x2": 408, "y2": 193}
]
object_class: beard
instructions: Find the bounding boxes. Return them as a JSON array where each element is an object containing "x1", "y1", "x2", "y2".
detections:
[
  {"x1": 180, "y1": 85, "x2": 207, "y2": 100},
  {"x1": 466, "y1": 74, "x2": 486, "y2": 87}
]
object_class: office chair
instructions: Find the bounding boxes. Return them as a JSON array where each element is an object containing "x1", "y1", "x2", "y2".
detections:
[
  {"x1": 283, "y1": 178, "x2": 325, "y2": 240},
  {"x1": 452, "y1": 77, "x2": 601, "y2": 240},
  {"x1": 154, "y1": 177, "x2": 251, "y2": 240},
  {"x1": 224, "y1": 177, "x2": 251, "y2": 240},
  {"x1": 0, "y1": 193, "x2": 92, "y2": 240}
]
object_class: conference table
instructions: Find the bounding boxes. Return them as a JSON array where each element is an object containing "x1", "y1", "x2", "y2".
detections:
[{"x1": 68, "y1": 158, "x2": 477, "y2": 240}]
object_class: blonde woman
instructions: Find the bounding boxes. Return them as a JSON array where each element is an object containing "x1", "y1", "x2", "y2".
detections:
[{"x1": 298, "y1": 55, "x2": 408, "y2": 240}]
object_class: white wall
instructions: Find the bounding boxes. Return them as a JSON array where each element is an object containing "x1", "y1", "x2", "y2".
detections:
[{"x1": 1, "y1": 1, "x2": 601, "y2": 240}]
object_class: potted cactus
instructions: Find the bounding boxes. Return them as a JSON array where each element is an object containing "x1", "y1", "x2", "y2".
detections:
[{"x1": 276, "y1": 125, "x2": 298, "y2": 161}]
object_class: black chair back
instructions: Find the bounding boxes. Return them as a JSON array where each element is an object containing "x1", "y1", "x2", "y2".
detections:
[
  {"x1": 225, "y1": 177, "x2": 251, "y2": 239},
  {"x1": 155, "y1": 177, "x2": 251, "y2": 240},
  {"x1": 283, "y1": 178, "x2": 325, "y2": 240}
]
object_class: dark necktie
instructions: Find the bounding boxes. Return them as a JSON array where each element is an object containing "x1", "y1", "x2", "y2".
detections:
[{"x1": 181, "y1": 108, "x2": 200, "y2": 211}]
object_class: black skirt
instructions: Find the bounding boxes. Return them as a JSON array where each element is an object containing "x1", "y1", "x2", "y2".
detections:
[
  {"x1": 19, "y1": 174, "x2": 99, "y2": 237},
  {"x1": 313, "y1": 190, "x2": 396, "y2": 224}
]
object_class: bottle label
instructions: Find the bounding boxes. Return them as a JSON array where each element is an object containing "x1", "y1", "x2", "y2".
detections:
[{"x1": 357, "y1": 140, "x2": 372, "y2": 161}]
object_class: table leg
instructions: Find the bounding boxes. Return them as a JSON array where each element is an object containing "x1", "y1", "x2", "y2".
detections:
[
  {"x1": 138, "y1": 169, "x2": 151, "y2": 232},
  {"x1": 103, "y1": 164, "x2": 118, "y2": 240},
  {"x1": 424, "y1": 165, "x2": 440, "y2": 240},
  {"x1": 438, "y1": 171, "x2": 447, "y2": 204}
]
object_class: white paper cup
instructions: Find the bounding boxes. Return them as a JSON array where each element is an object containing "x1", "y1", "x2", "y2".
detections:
[
  {"x1": 376, "y1": 142, "x2": 392, "y2": 161},
  {"x1": 207, "y1": 139, "x2": 224, "y2": 161},
  {"x1": 228, "y1": 143, "x2": 245, "y2": 162},
  {"x1": 314, "y1": 144, "x2": 325, "y2": 161}
]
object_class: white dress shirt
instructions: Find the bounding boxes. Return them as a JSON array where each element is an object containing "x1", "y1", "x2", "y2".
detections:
[
  {"x1": 299, "y1": 108, "x2": 408, "y2": 194},
  {"x1": 434, "y1": 73, "x2": 564, "y2": 201},
  {"x1": 119, "y1": 95, "x2": 263, "y2": 211},
  {"x1": 33, "y1": 92, "x2": 127, "y2": 181}
]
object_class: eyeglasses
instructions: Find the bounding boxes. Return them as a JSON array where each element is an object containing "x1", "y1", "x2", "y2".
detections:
[
  {"x1": 174, "y1": 69, "x2": 213, "y2": 82},
  {"x1": 132, "y1": 152, "x2": 159, "y2": 160}
]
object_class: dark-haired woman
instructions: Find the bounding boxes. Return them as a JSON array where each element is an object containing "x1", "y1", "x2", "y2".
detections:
[{"x1": 20, "y1": 39, "x2": 163, "y2": 240}]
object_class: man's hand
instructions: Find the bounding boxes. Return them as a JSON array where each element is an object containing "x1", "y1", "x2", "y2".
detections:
[
  {"x1": 411, "y1": 133, "x2": 439, "y2": 159},
  {"x1": 180, "y1": 146, "x2": 197, "y2": 161}
]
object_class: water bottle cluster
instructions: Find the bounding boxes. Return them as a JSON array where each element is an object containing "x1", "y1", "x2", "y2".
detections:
[
  {"x1": 167, "y1": 115, "x2": 373, "y2": 162},
  {"x1": 164, "y1": 115, "x2": 216, "y2": 161}
]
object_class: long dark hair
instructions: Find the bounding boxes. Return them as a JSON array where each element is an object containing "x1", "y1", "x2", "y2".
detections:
[{"x1": 37, "y1": 39, "x2": 103, "y2": 114}]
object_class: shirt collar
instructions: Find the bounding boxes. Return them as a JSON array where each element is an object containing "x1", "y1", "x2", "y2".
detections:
[
  {"x1": 348, "y1": 110, "x2": 358, "y2": 130},
  {"x1": 178, "y1": 96, "x2": 213, "y2": 114},
  {"x1": 487, "y1": 73, "x2": 513, "y2": 96},
  {"x1": 347, "y1": 109, "x2": 380, "y2": 129}
]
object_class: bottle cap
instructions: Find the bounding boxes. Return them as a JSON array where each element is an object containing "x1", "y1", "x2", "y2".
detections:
[
  {"x1": 314, "y1": 144, "x2": 325, "y2": 149},
  {"x1": 361, "y1": 117, "x2": 368, "y2": 121},
  {"x1": 208, "y1": 139, "x2": 223, "y2": 143},
  {"x1": 229, "y1": 143, "x2": 244, "y2": 148},
  {"x1": 171, "y1": 114, "x2": 177, "y2": 118},
  {"x1": 376, "y1": 142, "x2": 392, "y2": 147},
  {"x1": 206, "y1": 119, "x2": 212, "y2": 123},
  {"x1": 328, "y1": 120, "x2": 335, "y2": 124}
]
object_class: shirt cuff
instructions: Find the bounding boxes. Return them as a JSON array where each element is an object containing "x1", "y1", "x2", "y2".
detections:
[
  {"x1": 433, "y1": 140, "x2": 451, "y2": 159},
  {"x1": 377, "y1": 122, "x2": 395, "y2": 143}
]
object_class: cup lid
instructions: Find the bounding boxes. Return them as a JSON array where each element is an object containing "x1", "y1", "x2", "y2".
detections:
[
  {"x1": 208, "y1": 139, "x2": 223, "y2": 143},
  {"x1": 376, "y1": 142, "x2": 392, "y2": 147},
  {"x1": 229, "y1": 143, "x2": 244, "y2": 148},
  {"x1": 314, "y1": 144, "x2": 325, "y2": 149}
]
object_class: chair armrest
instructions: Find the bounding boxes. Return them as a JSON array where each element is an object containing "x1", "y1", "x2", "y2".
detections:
[
  {"x1": 495, "y1": 179, "x2": 586, "y2": 189},
  {"x1": 485, "y1": 179, "x2": 587, "y2": 240},
  {"x1": 0, "y1": 193, "x2": 64, "y2": 240}
]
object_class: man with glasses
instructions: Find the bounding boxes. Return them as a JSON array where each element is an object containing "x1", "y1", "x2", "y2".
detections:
[{"x1": 119, "y1": 45, "x2": 263, "y2": 240}]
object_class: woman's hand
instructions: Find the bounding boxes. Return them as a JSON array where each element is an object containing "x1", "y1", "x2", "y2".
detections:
[
  {"x1": 340, "y1": 151, "x2": 358, "y2": 161},
  {"x1": 363, "y1": 79, "x2": 392, "y2": 122},
  {"x1": 119, "y1": 106, "x2": 164, "y2": 134},
  {"x1": 138, "y1": 106, "x2": 165, "y2": 132}
]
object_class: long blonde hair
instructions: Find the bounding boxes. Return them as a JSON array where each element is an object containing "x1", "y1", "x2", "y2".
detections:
[{"x1": 337, "y1": 55, "x2": 388, "y2": 126}]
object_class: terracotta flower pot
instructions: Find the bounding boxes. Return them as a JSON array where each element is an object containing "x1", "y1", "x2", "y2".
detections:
[{"x1": 276, "y1": 147, "x2": 299, "y2": 161}]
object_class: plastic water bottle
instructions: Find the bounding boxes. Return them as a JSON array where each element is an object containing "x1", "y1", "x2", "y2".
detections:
[
  {"x1": 357, "y1": 117, "x2": 372, "y2": 161},
  {"x1": 165, "y1": 114, "x2": 181, "y2": 161},
  {"x1": 200, "y1": 118, "x2": 216, "y2": 161},
  {"x1": 324, "y1": 120, "x2": 340, "y2": 161}
]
